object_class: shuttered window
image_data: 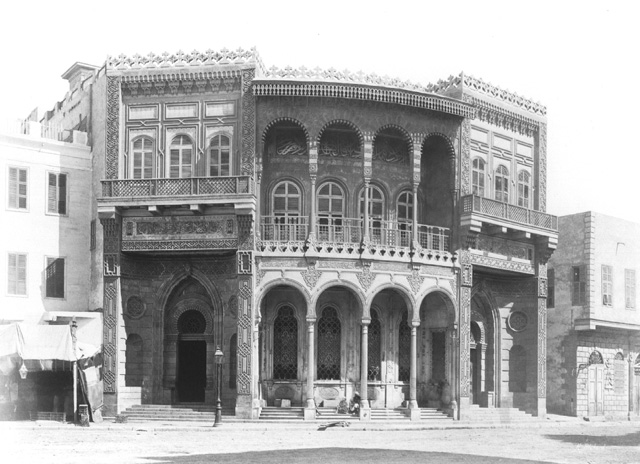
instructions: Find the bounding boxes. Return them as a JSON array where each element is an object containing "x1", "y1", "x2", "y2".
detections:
[
  {"x1": 132, "y1": 137, "x2": 154, "y2": 179},
  {"x1": 517, "y1": 171, "x2": 531, "y2": 208},
  {"x1": 169, "y1": 135, "x2": 193, "y2": 178},
  {"x1": 8, "y1": 253, "x2": 27, "y2": 295},
  {"x1": 45, "y1": 257, "x2": 65, "y2": 298},
  {"x1": 8, "y1": 167, "x2": 28, "y2": 210},
  {"x1": 494, "y1": 165, "x2": 509, "y2": 203},
  {"x1": 602, "y1": 265, "x2": 613, "y2": 306},
  {"x1": 47, "y1": 173, "x2": 67, "y2": 215},
  {"x1": 572, "y1": 266, "x2": 586, "y2": 306},
  {"x1": 626, "y1": 269, "x2": 636, "y2": 309},
  {"x1": 209, "y1": 135, "x2": 231, "y2": 176}
]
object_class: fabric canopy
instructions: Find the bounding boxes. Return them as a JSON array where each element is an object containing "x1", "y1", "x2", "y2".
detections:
[{"x1": 0, "y1": 323, "x2": 76, "y2": 361}]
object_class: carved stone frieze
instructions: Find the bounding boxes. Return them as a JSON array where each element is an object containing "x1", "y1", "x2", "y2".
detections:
[
  {"x1": 469, "y1": 253, "x2": 535, "y2": 275},
  {"x1": 123, "y1": 216, "x2": 236, "y2": 240},
  {"x1": 474, "y1": 235, "x2": 534, "y2": 261},
  {"x1": 106, "y1": 76, "x2": 120, "y2": 180},
  {"x1": 122, "y1": 239, "x2": 237, "y2": 252},
  {"x1": 241, "y1": 69, "x2": 256, "y2": 177}
]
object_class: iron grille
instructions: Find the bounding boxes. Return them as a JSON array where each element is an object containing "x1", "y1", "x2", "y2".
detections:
[
  {"x1": 398, "y1": 313, "x2": 411, "y2": 382},
  {"x1": 273, "y1": 306, "x2": 298, "y2": 380},
  {"x1": 317, "y1": 307, "x2": 341, "y2": 380},
  {"x1": 367, "y1": 312, "x2": 381, "y2": 381}
]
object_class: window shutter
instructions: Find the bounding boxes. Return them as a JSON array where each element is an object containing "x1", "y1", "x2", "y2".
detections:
[
  {"x1": 48, "y1": 173, "x2": 57, "y2": 213},
  {"x1": 8, "y1": 168, "x2": 17, "y2": 208},
  {"x1": 58, "y1": 174, "x2": 67, "y2": 215}
]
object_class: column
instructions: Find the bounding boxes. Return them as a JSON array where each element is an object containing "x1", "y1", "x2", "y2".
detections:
[
  {"x1": 308, "y1": 141, "x2": 318, "y2": 245},
  {"x1": 409, "y1": 322, "x2": 421, "y2": 420},
  {"x1": 304, "y1": 319, "x2": 317, "y2": 420},
  {"x1": 458, "y1": 254, "x2": 473, "y2": 420},
  {"x1": 411, "y1": 135, "x2": 421, "y2": 249},
  {"x1": 535, "y1": 262, "x2": 548, "y2": 418},
  {"x1": 359, "y1": 321, "x2": 371, "y2": 420},
  {"x1": 362, "y1": 134, "x2": 373, "y2": 247}
]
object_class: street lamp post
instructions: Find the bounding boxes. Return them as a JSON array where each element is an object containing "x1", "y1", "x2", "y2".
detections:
[{"x1": 214, "y1": 345, "x2": 224, "y2": 427}]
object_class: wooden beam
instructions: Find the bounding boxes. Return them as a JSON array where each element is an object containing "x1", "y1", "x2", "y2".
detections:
[
  {"x1": 147, "y1": 205, "x2": 164, "y2": 216},
  {"x1": 190, "y1": 204, "x2": 205, "y2": 215},
  {"x1": 487, "y1": 225, "x2": 508, "y2": 235}
]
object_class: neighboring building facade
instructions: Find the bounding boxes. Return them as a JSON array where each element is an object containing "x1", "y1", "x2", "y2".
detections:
[
  {"x1": 0, "y1": 81, "x2": 96, "y2": 417},
  {"x1": 547, "y1": 212, "x2": 640, "y2": 419},
  {"x1": 30, "y1": 48, "x2": 557, "y2": 421}
]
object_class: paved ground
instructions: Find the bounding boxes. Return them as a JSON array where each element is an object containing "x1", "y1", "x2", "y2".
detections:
[{"x1": 1, "y1": 418, "x2": 639, "y2": 464}]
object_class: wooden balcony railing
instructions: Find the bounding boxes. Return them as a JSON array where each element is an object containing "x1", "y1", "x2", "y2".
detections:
[
  {"x1": 101, "y1": 176, "x2": 253, "y2": 198},
  {"x1": 462, "y1": 195, "x2": 558, "y2": 231},
  {"x1": 260, "y1": 216, "x2": 450, "y2": 252}
]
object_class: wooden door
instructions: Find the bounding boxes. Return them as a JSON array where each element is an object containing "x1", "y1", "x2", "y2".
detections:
[{"x1": 588, "y1": 364, "x2": 604, "y2": 416}]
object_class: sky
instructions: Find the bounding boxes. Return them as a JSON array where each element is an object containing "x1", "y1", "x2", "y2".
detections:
[{"x1": 1, "y1": 0, "x2": 638, "y2": 224}]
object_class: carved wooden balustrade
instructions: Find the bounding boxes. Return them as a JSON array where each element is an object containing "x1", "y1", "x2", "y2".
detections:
[
  {"x1": 259, "y1": 215, "x2": 450, "y2": 257},
  {"x1": 462, "y1": 194, "x2": 558, "y2": 231},
  {"x1": 101, "y1": 176, "x2": 253, "y2": 198}
]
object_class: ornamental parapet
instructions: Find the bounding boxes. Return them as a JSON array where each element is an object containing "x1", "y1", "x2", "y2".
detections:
[{"x1": 461, "y1": 195, "x2": 557, "y2": 234}]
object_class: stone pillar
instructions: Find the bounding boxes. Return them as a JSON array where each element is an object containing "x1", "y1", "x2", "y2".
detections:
[
  {"x1": 359, "y1": 321, "x2": 371, "y2": 420},
  {"x1": 458, "y1": 255, "x2": 473, "y2": 420},
  {"x1": 99, "y1": 212, "x2": 122, "y2": 417},
  {"x1": 409, "y1": 322, "x2": 421, "y2": 420},
  {"x1": 304, "y1": 319, "x2": 317, "y2": 420},
  {"x1": 535, "y1": 262, "x2": 548, "y2": 418}
]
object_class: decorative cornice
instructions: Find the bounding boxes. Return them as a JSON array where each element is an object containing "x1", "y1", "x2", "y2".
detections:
[{"x1": 106, "y1": 47, "x2": 266, "y2": 74}]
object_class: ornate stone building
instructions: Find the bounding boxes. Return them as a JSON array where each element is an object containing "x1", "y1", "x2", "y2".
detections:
[{"x1": 86, "y1": 48, "x2": 557, "y2": 420}]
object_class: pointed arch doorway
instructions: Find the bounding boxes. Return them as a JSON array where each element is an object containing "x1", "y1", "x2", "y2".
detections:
[{"x1": 163, "y1": 278, "x2": 218, "y2": 404}]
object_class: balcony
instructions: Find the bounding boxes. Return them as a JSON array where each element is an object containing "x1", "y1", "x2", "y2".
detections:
[
  {"x1": 259, "y1": 215, "x2": 450, "y2": 259},
  {"x1": 99, "y1": 176, "x2": 255, "y2": 214},
  {"x1": 461, "y1": 195, "x2": 557, "y2": 235}
]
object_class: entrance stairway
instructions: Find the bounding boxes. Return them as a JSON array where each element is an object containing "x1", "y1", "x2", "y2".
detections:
[
  {"x1": 118, "y1": 404, "x2": 233, "y2": 422},
  {"x1": 259, "y1": 406, "x2": 452, "y2": 422},
  {"x1": 464, "y1": 405, "x2": 539, "y2": 423}
]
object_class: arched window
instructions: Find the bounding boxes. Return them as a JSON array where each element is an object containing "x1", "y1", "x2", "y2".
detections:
[
  {"x1": 589, "y1": 351, "x2": 604, "y2": 365},
  {"x1": 509, "y1": 345, "x2": 526, "y2": 392},
  {"x1": 317, "y1": 307, "x2": 341, "y2": 380},
  {"x1": 271, "y1": 181, "x2": 303, "y2": 240},
  {"x1": 368, "y1": 310, "x2": 381, "y2": 381},
  {"x1": 229, "y1": 334, "x2": 237, "y2": 389},
  {"x1": 125, "y1": 334, "x2": 143, "y2": 387},
  {"x1": 397, "y1": 191, "x2": 413, "y2": 247},
  {"x1": 359, "y1": 185, "x2": 385, "y2": 244},
  {"x1": 131, "y1": 137, "x2": 154, "y2": 179},
  {"x1": 472, "y1": 158, "x2": 486, "y2": 197},
  {"x1": 169, "y1": 135, "x2": 193, "y2": 178},
  {"x1": 517, "y1": 171, "x2": 531, "y2": 208},
  {"x1": 317, "y1": 182, "x2": 345, "y2": 242},
  {"x1": 209, "y1": 134, "x2": 231, "y2": 176},
  {"x1": 273, "y1": 306, "x2": 298, "y2": 380},
  {"x1": 494, "y1": 165, "x2": 510, "y2": 203},
  {"x1": 398, "y1": 312, "x2": 411, "y2": 382}
]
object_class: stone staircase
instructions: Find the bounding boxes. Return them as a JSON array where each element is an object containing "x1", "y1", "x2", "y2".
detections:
[
  {"x1": 463, "y1": 405, "x2": 539, "y2": 423},
  {"x1": 118, "y1": 404, "x2": 233, "y2": 422},
  {"x1": 259, "y1": 406, "x2": 452, "y2": 422}
]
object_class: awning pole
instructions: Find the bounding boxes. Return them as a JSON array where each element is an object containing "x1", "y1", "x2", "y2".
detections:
[{"x1": 73, "y1": 361, "x2": 78, "y2": 423}]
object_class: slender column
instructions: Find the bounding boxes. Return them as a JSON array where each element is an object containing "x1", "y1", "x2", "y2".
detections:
[
  {"x1": 363, "y1": 181, "x2": 370, "y2": 244},
  {"x1": 409, "y1": 322, "x2": 420, "y2": 420},
  {"x1": 411, "y1": 135, "x2": 421, "y2": 249},
  {"x1": 304, "y1": 319, "x2": 316, "y2": 419},
  {"x1": 458, "y1": 254, "x2": 473, "y2": 420},
  {"x1": 412, "y1": 185, "x2": 419, "y2": 247},
  {"x1": 362, "y1": 134, "x2": 373, "y2": 246},
  {"x1": 359, "y1": 322, "x2": 370, "y2": 420},
  {"x1": 308, "y1": 141, "x2": 318, "y2": 243},
  {"x1": 535, "y1": 262, "x2": 548, "y2": 418}
]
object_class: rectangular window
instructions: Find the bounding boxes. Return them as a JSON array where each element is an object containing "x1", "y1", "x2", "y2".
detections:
[
  {"x1": 90, "y1": 219, "x2": 96, "y2": 250},
  {"x1": 45, "y1": 257, "x2": 65, "y2": 298},
  {"x1": 602, "y1": 265, "x2": 613, "y2": 306},
  {"x1": 547, "y1": 268, "x2": 555, "y2": 308},
  {"x1": 572, "y1": 266, "x2": 586, "y2": 306},
  {"x1": 47, "y1": 173, "x2": 67, "y2": 215},
  {"x1": 8, "y1": 167, "x2": 28, "y2": 210},
  {"x1": 626, "y1": 269, "x2": 636, "y2": 309},
  {"x1": 8, "y1": 253, "x2": 27, "y2": 295}
]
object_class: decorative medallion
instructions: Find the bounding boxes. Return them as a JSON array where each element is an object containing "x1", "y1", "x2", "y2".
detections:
[
  {"x1": 125, "y1": 296, "x2": 146, "y2": 319},
  {"x1": 406, "y1": 268, "x2": 425, "y2": 294},
  {"x1": 301, "y1": 262, "x2": 322, "y2": 289},
  {"x1": 357, "y1": 263, "x2": 375, "y2": 292},
  {"x1": 508, "y1": 311, "x2": 528, "y2": 332}
]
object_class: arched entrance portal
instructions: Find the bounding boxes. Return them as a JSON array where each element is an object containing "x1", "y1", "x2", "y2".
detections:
[
  {"x1": 470, "y1": 294, "x2": 496, "y2": 408},
  {"x1": 163, "y1": 278, "x2": 218, "y2": 404}
]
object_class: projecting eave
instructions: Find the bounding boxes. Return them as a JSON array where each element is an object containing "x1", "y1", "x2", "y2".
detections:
[
  {"x1": 574, "y1": 318, "x2": 640, "y2": 332},
  {"x1": 252, "y1": 78, "x2": 475, "y2": 119}
]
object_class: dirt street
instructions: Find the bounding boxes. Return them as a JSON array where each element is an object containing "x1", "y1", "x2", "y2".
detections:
[{"x1": 1, "y1": 420, "x2": 639, "y2": 464}]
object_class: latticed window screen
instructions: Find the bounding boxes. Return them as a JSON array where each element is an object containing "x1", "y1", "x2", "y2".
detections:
[
  {"x1": 132, "y1": 137, "x2": 154, "y2": 179},
  {"x1": 367, "y1": 311, "x2": 381, "y2": 381},
  {"x1": 317, "y1": 307, "x2": 341, "y2": 380},
  {"x1": 273, "y1": 306, "x2": 298, "y2": 380},
  {"x1": 209, "y1": 135, "x2": 231, "y2": 176},
  {"x1": 517, "y1": 171, "x2": 531, "y2": 208},
  {"x1": 169, "y1": 135, "x2": 193, "y2": 178},
  {"x1": 494, "y1": 165, "x2": 509, "y2": 203},
  {"x1": 177, "y1": 310, "x2": 206, "y2": 334},
  {"x1": 398, "y1": 312, "x2": 411, "y2": 382},
  {"x1": 47, "y1": 173, "x2": 67, "y2": 214},
  {"x1": 589, "y1": 351, "x2": 604, "y2": 365},
  {"x1": 472, "y1": 158, "x2": 486, "y2": 197},
  {"x1": 45, "y1": 257, "x2": 64, "y2": 298}
]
